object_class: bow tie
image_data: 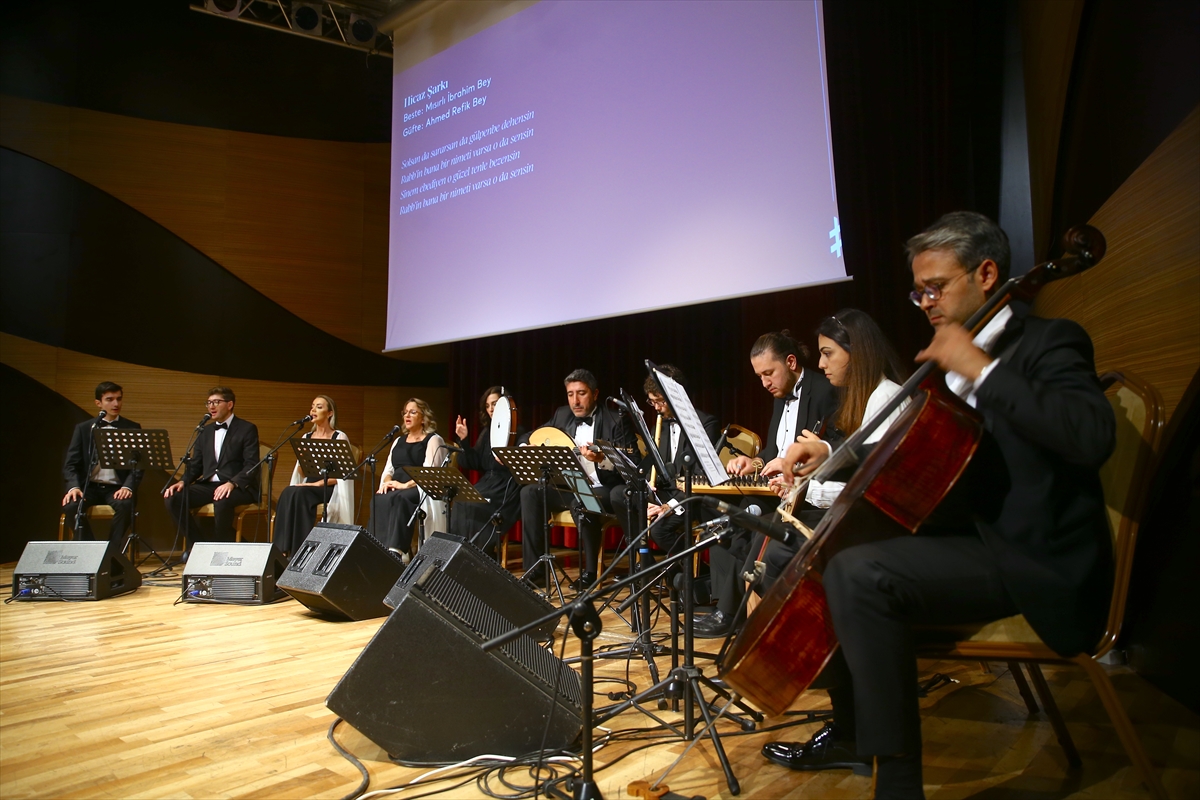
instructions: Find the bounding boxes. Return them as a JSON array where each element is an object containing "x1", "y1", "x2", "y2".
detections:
[
  {"x1": 214, "y1": 422, "x2": 228, "y2": 430},
  {"x1": 664, "y1": 417, "x2": 680, "y2": 426},
  {"x1": 574, "y1": 415, "x2": 594, "y2": 427}
]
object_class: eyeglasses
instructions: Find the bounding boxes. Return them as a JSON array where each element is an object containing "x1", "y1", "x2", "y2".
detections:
[
  {"x1": 647, "y1": 396, "x2": 668, "y2": 409},
  {"x1": 206, "y1": 399, "x2": 229, "y2": 406},
  {"x1": 909, "y1": 269, "x2": 970, "y2": 307}
]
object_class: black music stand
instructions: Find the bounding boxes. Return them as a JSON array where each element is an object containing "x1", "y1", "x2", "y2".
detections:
[
  {"x1": 406, "y1": 465, "x2": 485, "y2": 537},
  {"x1": 291, "y1": 438, "x2": 357, "y2": 523},
  {"x1": 94, "y1": 427, "x2": 174, "y2": 568},
  {"x1": 494, "y1": 444, "x2": 584, "y2": 603}
]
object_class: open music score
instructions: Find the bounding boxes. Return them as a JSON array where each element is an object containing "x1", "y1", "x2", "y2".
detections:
[{"x1": 678, "y1": 473, "x2": 775, "y2": 496}]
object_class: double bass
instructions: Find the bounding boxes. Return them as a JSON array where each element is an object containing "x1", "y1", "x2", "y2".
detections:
[{"x1": 720, "y1": 226, "x2": 1107, "y2": 716}]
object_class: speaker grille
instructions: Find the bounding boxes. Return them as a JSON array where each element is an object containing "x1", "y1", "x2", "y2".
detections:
[
  {"x1": 45, "y1": 575, "x2": 93, "y2": 598},
  {"x1": 212, "y1": 576, "x2": 259, "y2": 601},
  {"x1": 420, "y1": 568, "x2": 582, "y2": 710}
]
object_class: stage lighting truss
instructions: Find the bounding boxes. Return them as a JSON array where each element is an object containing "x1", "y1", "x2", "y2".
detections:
[{"x1": 192, "y1": 0, "x2": 398, "y2": 57}]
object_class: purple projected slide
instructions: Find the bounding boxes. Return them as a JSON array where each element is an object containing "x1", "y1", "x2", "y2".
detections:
[{"x1": 386, "y1": 0, "x2": 845, "y2": 351}]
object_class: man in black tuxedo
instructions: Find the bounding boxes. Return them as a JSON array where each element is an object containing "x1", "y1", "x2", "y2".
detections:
[
  {"x1": 61, "y1": 381, "x2": 142, "y2": 543},
  {"x1": 700, "y1": 331, "x2": 838, "y2": 637},
  {"x1": 763, "y1": 212, "x2": 1115, "y2": 799},
  {"x1": 518, "y1": 368, "x2": 636, "y2": 589},
  {"x1": 609, "y1": 364, "x2": 720, "y2": 556},
  {"x1": 163, "y1": 387, "x2": 261, "y2": 550}
]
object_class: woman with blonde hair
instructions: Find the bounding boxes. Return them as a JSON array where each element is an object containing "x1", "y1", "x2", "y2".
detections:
[
  {"x1": 371, "y1": 397, "x2": 446, "y2": 557},
  {"x1": 273, "y1": 395, "x2": 354, "y2": 557}
]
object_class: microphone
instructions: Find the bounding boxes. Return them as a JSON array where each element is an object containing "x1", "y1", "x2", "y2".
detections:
[
  {"x1": 291, "y1": 414, "x2": 314, "y2": 426},
  {"x1": 440, "y1": 443, "x2": 465, "y2": 453},
  {"x1": 713, "y1": 425, "x2": 730, "y2": 456},
  {"x1": 387, "y1": 424, "x2": 402, "y2": 438},
  {"x1": 606, "y1": 395, "x2": 633, "y2": 413},
  {"x1": 700, "y1": 496, "x2": 800, "y2": 548},
  {"x1": 693, "y1": 514, "x2": 731, "y2": 534},
  {"x1": 195, "y1": 412, "x2": 212, "y2": 429},
  {"x1": 92, "y1": 410, "x2": 107, "y2": 428}
]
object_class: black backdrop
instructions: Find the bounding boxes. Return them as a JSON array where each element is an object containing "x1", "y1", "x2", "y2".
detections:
[{"x1": 448, "y1": 0, "x2": 1006, "y2": 437}]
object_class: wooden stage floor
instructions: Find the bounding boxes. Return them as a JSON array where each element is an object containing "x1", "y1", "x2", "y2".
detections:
[{"x1": 1, "y1": 562, "x2": 1195, "y2": 800}]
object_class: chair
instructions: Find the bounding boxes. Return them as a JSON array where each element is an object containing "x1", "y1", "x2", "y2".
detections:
[
  {"x1": 719, "y1": 423, "x2": 762, "y2": 467},
  {"x1": 313, "y1": 443, "x2": 361, "y2": 527},
  {"x1": 912, "y1": 370, "x2": 1168, "y2": 799},
  {"x1": 548, "y1": 509, "x2": 620, "y2": 577},
  {"x1": 193, "y1": 444, "x2": 277, "y2": 544},
  {"x1": 58, "y1": 504, "x2": 115, "y2": 540}
]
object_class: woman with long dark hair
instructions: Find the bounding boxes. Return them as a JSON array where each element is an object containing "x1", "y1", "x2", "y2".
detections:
[{"x1": 451, "y1": 386, "x2": 525, "y2": 559}]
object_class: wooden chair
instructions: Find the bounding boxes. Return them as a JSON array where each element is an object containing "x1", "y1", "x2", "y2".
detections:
[
  {"x1": 912, "y1": 370, "x2": 1168, "y2": 799},
  {"x1": 313, "y1": 443, "x2": 361, "y2": 527},
  {"x1": 548, "y1": 509, "x2": 619, "y2": 576},
  {"x1": 58, "y1": 504, "x2": 115, "y2": 540},
  {"x1": 719, "y1": 423, "x2": 762, "y2": 467},
  {"x1": 193, "y1": 444, "x2": 277, "y2": 544}
]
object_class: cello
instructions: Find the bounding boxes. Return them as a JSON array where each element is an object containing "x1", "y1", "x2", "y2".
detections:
[{"x1": 719, "y1": 226, "x2": 1107, "y2": 717}]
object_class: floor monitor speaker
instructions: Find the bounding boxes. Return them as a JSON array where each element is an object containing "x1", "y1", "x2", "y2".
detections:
[
  {"x1": 388, "y1": 531, "x2": 558, "y2": 640},
  {"x1": 182, "y1": 542, "x2": 286, "y2": 604},
  {"x1": 328, "y1": 559, "x2": 581, "y2": 762},
  {"x1": 277, "y1": 523, "x2": 403, "y2": 619},
  {"x1": 11, "y1": 541, "x2": 141, "y2": 600}
]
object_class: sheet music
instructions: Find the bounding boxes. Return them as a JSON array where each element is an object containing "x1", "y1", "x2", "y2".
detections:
[{"x1": 651, "y1": 364, "x2": 728, "y2": 487}]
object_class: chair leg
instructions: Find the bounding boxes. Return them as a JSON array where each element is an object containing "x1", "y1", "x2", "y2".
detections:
[
  {"x1": 1008, "y1": 661, "x2": 1040, "y2": 713},
  {"x1": 1072, "y1": 654, "x2": 1169, "y2": 800},
  {"x1": 1025, "y1": 663, "x2": 1082, "y2": 769}
]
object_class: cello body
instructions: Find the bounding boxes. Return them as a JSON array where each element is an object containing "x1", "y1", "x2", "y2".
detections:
[{"x1": 720, "y1": 374, "x2": 983, "y2": 716}]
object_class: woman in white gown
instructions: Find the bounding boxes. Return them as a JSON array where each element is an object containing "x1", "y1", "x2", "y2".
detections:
[{"x1": 273, "y1": 395, "x2": 354, "y2": 556}]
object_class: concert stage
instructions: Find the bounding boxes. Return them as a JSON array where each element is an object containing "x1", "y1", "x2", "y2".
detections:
[{"x1": 0, "y1": 562, "x2": 1192, "y2": 799}]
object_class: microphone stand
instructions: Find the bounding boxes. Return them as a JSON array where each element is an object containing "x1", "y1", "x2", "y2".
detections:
[
  {"x1": 245, "y1": 419, "x2": 309, "y2": 543},
  {"x1": 482, "y1": 499, "x2": 752, "y2": 798},
  {"x1": 153, "y1": 416, "x2": 208, "y2": 574},
  {"x1": 344, "y1": 426, "x2": 401, "y2": 542},
  {"x1": 73, "y1": 414, "x2": 105, "y2": 540}
]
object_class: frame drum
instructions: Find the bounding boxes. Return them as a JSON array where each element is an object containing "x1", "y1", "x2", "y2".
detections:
[{"x1": 489, "y1": 395, "x2": 518, "y2": 448}]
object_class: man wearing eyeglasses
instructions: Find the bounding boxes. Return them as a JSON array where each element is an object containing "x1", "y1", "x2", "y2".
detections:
[
  {"x1": 763, "y1": 212, "x2": 1115, "y2": 799},
  {"x1": 163, "y1": 387, "x2": 261, "y2": 551},
  {"x1": 609, "y1": 364, "x2": 721, "y2": 558}
]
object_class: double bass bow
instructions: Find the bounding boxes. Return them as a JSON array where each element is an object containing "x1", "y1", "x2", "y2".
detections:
[{"x1": 719, "y1": 226, "x2": 1107, "y2": 717}]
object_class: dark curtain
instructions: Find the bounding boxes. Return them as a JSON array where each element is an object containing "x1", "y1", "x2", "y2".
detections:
[{"x1": 448, "y1": 1, "x2": 1005, "y2": 438}]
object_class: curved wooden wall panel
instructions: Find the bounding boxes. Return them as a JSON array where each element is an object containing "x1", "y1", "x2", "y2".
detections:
[
  {"x1": 1034, "y1": 105, "x2": 1200, "y2": 424},
  {"x1": 0, "y1": 333, "x2": 449, "y2": 515},
  {"x1": 0, "y1": 94, "x2": 390, "y2": 354}
]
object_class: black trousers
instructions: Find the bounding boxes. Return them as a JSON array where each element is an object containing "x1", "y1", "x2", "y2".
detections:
[
  {"x1": 519, "y1": 482, "x2": 614, "y2": 576},
  {"x1": 450, "y1": 487, "x2": 521, "y2": 559},
  {"x1": 163, "y1": 482, "x2": 257, "y2": 547},
  {"x1": 64, "y1": 483, "x2": 134, "y2": 542},
  {"x1": 369, "y1": 487, "x2": 421, "y2": 554},
  {"x1": 607, "y1": 485, "x2": 691, "y2": 556},
  {"x1": 273, "y1": 484, "x2": 333, "y2": 555},
  {"x1": 819, "y1": 532, "x2": 1018, "y2": 756}
]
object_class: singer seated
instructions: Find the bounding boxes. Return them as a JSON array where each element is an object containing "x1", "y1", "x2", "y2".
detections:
[
  {"x1": 163, "y1": 387, "x2": 260, "y2": 551},
  {"x1": 370, "y1": 398, "x2": 447, "y2": 558},
  {"x1": 609, "y1": 365, "x2": 720, "y2": 558},
  {"x1": 273, "y1": 395, "x2": 355, "y2": 557},
  {"x1": 451, "y1": 387, "x2": 526, "y2": 560},
  {"x1": 61, "y1": 381, "x2": 142, "y2": 543}
]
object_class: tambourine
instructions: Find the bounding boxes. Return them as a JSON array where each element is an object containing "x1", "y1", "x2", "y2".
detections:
[{"x1": 489, "y1": 394, "x2": 519, "y2": 448}]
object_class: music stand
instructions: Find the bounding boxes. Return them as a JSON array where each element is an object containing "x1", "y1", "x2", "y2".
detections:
[
  {"x1": 494, "y1": 444, "x2": 584, "y2": 602},
  {"x1": 291, "y1": 438, "x2": 357, "y2": 523},
  {"x1": 406, "y1": 465, "x2": 485, "y2": 537},
  {"x1": 93, "y1": 428, "x2": 174, "y2": 568}
]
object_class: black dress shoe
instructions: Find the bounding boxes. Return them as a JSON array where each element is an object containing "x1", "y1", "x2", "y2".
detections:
[
  {"x1": 761, "y1": 722, "x2": 872, "y2": 776},
  {"x1": 692, "y1": 609, "x2": 733, "y2": 639},
  {"x1": 569, "y1": 572, "x2": 597, "y2": 592}
]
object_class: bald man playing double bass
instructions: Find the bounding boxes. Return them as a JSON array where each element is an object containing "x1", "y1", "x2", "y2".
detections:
[{"x1": 761, "y1": 212, "x2": 1115, "y2": 800}]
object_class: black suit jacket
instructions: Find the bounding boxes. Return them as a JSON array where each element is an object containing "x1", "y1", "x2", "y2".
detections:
[
  {"x1": 760, "y1": 368, "x2": 840, "y2": 462},
  {"x1": 521, "y1": 404, "x2": 636, "y2": 487},
  {"x1": 966, "y1": 314, "x2": 1115, "y2": 656},
  {"x1": 458, "y1": 424, "x2": 528, "y2": 500},
  {"x1": 651, "y1": 408, "x2": 721, "y2": 495},
  {"x1": 63, "y1": 416, "x2": 143, "y2": 492},
  {"x1": 183, "y1": 415, "x2": 261, "y2": 494}
]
